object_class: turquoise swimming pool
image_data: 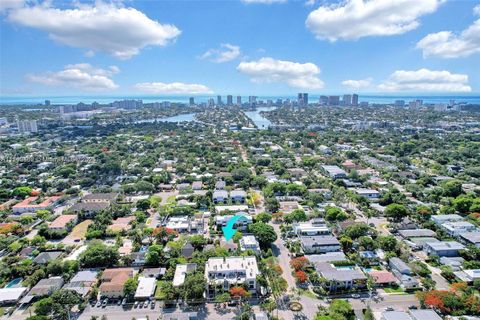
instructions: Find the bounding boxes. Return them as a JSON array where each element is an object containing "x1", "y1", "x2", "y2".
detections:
[
  {"x1": 335, "y1": 266, "x2": 355, "y2": 270},
  {"x1": 5, "y1": 278, "x2": 22, "y2": 288}
]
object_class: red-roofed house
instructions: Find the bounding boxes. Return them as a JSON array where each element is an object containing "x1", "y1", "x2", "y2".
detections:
[
  {"x1": 48, "y1": 215, "x2": 77, "y2": 232},
  {"x1": 99, "y1": 268, "x2": 134, "y2": 298},
  {"x1": 369, "y1": 270, "x2": 398, "y2": 287},
  {"x1": 12, "y1": 196, "x2": 60, "y2": 214},
  {"x1": 107, "y1": 216, "x2": 135, "y2": 233}
]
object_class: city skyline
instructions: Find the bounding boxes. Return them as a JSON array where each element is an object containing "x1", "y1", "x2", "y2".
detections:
[{"x1": 1, "y1": 0, "x2": 480, "y2": 97}]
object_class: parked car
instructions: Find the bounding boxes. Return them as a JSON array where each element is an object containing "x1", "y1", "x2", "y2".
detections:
[
  {"x1": 151, "y1": 300, "x2": 156, "y2": 309},
  {"x1": 143, "y1": 300, "x2": 149, "y2": 308},
  {"x1": 121, "y1": 298, "x2": 127, "y2": 306},
  {"x1": 102, "y1": 299, "x2": 108, "y2": 307},
  {"x1": 96, "y1": 300, "x2": 102, "y2": 308},
  {"x1": 134, "y1": 301, "x2": 139, "y2": 308}
]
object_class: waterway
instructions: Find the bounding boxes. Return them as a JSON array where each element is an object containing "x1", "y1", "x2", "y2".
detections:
[
  {"x1": 243, "y1": 106, "x2": 277, "y2": 129},
  {"x1": 134, "y1": 112, "x2": 197, "y2": 124}
]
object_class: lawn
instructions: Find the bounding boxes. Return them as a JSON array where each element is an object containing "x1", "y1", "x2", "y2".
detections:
[
  {"x1": 384, "y1": 287, "x2": 407, "y2": 294},
  {"x1": 166, "y1": 195, "x2": 177, "y2": 204},
  {"x1": 155, "y1": 280, "x2": 169, "y2": 300},
  {"x1": 68, "y1": 220, "x2": 93, "y2": 239}
]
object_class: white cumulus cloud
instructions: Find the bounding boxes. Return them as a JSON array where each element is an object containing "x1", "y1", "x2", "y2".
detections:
[
  {"x1": 474, "y1": 4, "x2": 480, "y2": 16},
  {"x1": 342, "y1": 78, "x2": 372, "y2": 90},
  {"x1": 8, "y1": 2, "x2": 181, "y2": 59},
  {"x1": 237, "y1": 57, "x2": 324, "y2": 90},
  {"x1": 306, "y1": 0, "x2": 442, "y2": 41},
  {"x1": 134, "y1": 82, "x2": 213, "y2": 94},
  {"x1": 0, "y1": 0, "x2": 25, "y2": 12},
  {"x1": 200, "y1": 44, "x2": 241, "y2": 63},
  {"x1": 416, "y1": 5, "x2": 480, "y2": 59},
  {"x1": 27, "y1": 63, "x2": 119, "y2": 92},
  {"x1": 378, "y1": 68, "x2": 471, "y2": 92}
]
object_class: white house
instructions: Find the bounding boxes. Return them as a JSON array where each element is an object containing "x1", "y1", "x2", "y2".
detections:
[
  {"x1": 205, "y1": 256, "x2": 259, "y2": 297},
  {"x1": 134, "y1": 277, "x2": 156, "y2": 300},
  {"x1": 239, "y1": 235, "x2": 261, "y2": 253}
]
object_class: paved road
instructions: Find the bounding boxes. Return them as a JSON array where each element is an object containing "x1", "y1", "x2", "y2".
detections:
[
  {"x1": 349, "y1": 292, "x2": 419, "y2": 313},
  {"x1": 413, "y1": 252, "x2": 450, "y2": 290},
  {"x1": 271, "y1": 222, "x2": 296, "y2": 290},
  {"x1": 79, "y1": 303, "x2": 265, "y2": 320},
  {"x1": 269, "y1": 222, "x2": 326, "y2": 319}
]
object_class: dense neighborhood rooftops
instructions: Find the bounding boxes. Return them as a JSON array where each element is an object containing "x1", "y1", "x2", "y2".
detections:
[
  {"x1": 409, "y1": 310, "x2": 443, "y2": 320},
  {"x1": 82, "y1": 193, "x2": 118, "y2": 202},
  {"x1": 460, "y1": 231, "x2": 480, "y2": 245},
  {"x1": 430, "y1": 214, "x2": 464, "y2": 224},
  {"x1": 314, "y1": 262, "x2": 367, "y2": 282},
  {"x1": 306, "y1": 252, "x2": 347, "y2": 263},
  {"x1": 27, "y1": 276, "x2": 64, "y2": 297},
  {"x1": 425, "y1": 241, "x2": 465, "y2": 252},
  {"x1": 398, "y1": 229, "x2": 436, "y2": 238},
  {"x1": 70, "y1": 202, "x2": 109, "y2": 213},
  {"x1": 299, "y1": 235, "x2": 340, "y2": 247},
  {"x1": 33, "y1": 251, "x2": 62, "y2": 264},
  {"x1": 70, "y1": 270, "x2": 98, "y2": 283},
  {"x1": 12, "y1": 196, "x2": 60, "y2": 213}
]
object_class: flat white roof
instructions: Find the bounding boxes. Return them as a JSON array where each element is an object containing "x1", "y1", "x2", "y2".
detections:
[
  {"x1": 0, "y1": 287, "x2": 28, "y2": 302},
  {"x1": 173, "y1": 264, "x2": 197, "y2": 287},
  {"x1": 240, "y1": 235, "x2": 259, "y2": 246},
  {"x1": 134, "y1": 277, "x2": 156, "y2": 298},
  {"x1": 205, "y1": 256, "x2": 259, "y2": 278}
]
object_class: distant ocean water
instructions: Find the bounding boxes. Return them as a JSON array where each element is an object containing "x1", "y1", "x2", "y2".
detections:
[{"x1": 1, "y1": 94, "x2": 480, "y2": 105}]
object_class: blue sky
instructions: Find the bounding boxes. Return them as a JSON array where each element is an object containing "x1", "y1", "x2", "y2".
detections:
[{"x1": 0, "y1": 0, "x2": 479, "y2": 97}]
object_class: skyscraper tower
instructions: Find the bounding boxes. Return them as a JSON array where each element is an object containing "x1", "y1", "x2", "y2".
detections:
[
  {"x1": 298, "y1": 93, "x2": 308, "y2": 106},
  {"x1": 352, "y1": 94, "x2": 359, "y2": 106}
]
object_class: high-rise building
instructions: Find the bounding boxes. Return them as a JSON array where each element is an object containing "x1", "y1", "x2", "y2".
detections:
[
  {"x1": 189, "y1": 97, "x2": 195, "y2": 106},
  {"x1": 394, "y1": 100, "x2": 405, "y2": 107},
  {"x1": 298, "y1": 93, "x2": 308, "y2": 106},
  {"x1": 248, "y1": 96, "x2": 257, "y2": 106},
  {"x1": 319, "y1": 96, "x2": 328, "y2": 105},
  {"x1": 328, "y1": 96, "x2": 340, "y2": 106},
  {"x1": 59, "y1": 105, "x2": 78, "y2": 114},
  {"x1": 227, "y1": 95, "x2": 233, "y2": 106},
  {"x1": 45, "y1": 100, "x2": 51, "y2": 106},
  {"x1": 217, "y1": 95, "x2": 222, "y2": 105},
  {"x1": 112, "y1": 99, "x2": 143, "y2": 109},
  {"x1": 343, "y1": 94, "x2": 352, "y2": 106},
  {"x1": 17, "y1": 120, "x2": 38, "y2": 133},
  {"x1": 236, "y1": 96, "x2": 242, "y2": 106},
  {"x1": 352, "y1": 94, "x2": 359, "y2": 106}
]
